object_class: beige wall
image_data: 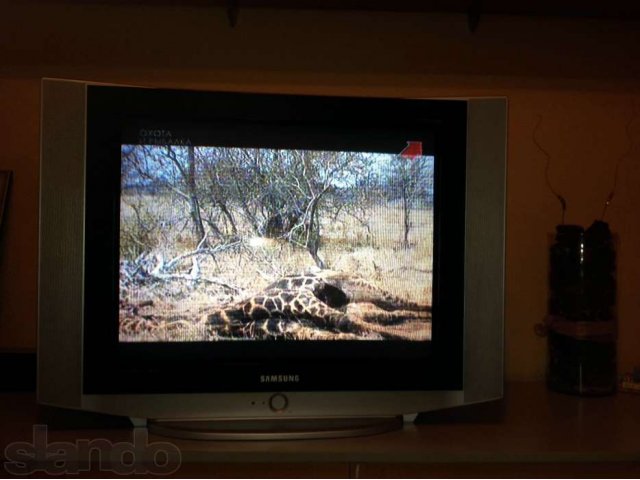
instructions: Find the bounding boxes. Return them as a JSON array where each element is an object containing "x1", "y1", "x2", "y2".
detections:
[{"x1": 1, "y1": 1, "x2": 639, "y2": 381}]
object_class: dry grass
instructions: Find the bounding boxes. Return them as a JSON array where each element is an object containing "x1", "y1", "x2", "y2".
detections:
[
  {"x1": 119, "y1": 196, "x2": 433, "y2": 342},
  {"x1": 323, "y1": 203, "x2": 433, "y2": 303}
]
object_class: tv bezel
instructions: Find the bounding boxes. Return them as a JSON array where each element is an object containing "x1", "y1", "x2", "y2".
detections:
[{"x1": 83, "y1": 86, "x2": 465, "y2": 394}]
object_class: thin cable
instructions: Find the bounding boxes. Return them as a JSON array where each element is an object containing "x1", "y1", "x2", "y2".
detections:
[
  {"x1": 533, "y1": 115, "x2": 567, "y2": 224},
  {"x1": 601, "y1": 102, "x2": 637, "y2": 221}
]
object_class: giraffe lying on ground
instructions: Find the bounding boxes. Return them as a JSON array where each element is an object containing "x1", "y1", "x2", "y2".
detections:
[
  {"x1": 119, "y1": 299, "x2": 203, "y2": 341},
  {"x1": 204, "y1": 270, "x2": 431, "y2": 340}
]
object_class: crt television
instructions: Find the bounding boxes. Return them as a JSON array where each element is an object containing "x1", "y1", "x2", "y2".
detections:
[{"x1": 38, "y1": 79, "x2": 506, "y2": 439}]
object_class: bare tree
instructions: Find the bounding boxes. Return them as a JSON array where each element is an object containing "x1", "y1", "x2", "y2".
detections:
[
  {"x1": 387, "y1": 155, "x2": 431, "y2": 248},
  {"x1": 121, "y1": 144, "x2": 378, "y2": 268},
  {"x1": 166, "y1": 146, "x2": 206, "y2": 245},
  {"x1": 122, "y1": 145, "x2": 208, "y2": 246}
]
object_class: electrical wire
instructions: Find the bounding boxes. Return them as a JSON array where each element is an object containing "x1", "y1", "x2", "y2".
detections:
[
  {"x1": 533, "y1": 115, "x2": 567, "y2": 225},
  {"x1": 601, "y1": 102, "x2": 637, "y2": 221}
]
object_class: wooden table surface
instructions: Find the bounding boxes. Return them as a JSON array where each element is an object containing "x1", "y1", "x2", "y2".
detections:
[{"x1": 1, "y1": 382, "x2": 639, "y2": 477}]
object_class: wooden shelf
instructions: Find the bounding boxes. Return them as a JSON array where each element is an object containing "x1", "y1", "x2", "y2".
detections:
[
  {"x1": 73, "y1": 0, "x2": 640, "y2": 19},
  {"x1": 2, "y1": 383, "x2": 640, "y2": 477}
]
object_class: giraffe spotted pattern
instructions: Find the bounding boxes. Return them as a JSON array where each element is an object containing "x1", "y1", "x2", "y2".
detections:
[{"x1": 204, "y1": 270, "x2": 431, "y2": 340}]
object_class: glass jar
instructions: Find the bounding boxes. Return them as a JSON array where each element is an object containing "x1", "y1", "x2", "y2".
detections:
[{"x1": 546, "y1": 222, "x2": 617, "y2": 396}]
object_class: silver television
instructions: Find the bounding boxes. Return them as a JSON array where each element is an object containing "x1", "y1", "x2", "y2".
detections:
[{"x1": 38, "y1": 79, "x2": 506, "y2": 439}]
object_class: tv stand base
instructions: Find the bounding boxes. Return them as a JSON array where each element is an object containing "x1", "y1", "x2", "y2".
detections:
[{"x1": 147, "y1": 415, "x2": 403, "y2": 441}]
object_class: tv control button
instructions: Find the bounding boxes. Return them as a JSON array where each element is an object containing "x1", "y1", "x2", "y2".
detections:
[{"x1": 269, "y1": 393, "x2": 288, "y2": 412}]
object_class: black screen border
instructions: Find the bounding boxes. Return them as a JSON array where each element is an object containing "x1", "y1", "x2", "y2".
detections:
[{"x1": 83, "y1": 86, "x2": 465, "y2": 394}]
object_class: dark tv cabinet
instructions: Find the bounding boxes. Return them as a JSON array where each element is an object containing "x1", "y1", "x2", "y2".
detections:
[{"x1": 1, "y1": 383, "x2": 639, "y2": 478}]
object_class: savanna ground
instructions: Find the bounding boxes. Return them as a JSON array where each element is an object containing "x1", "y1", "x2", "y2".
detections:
[{"x1": 119, "y1": 200, "x2": 432, "y2": 341}]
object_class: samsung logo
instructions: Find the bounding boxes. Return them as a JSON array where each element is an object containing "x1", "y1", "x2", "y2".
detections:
[{"x1": 260, "y1": 374, "x2": 300, "y2": 383}]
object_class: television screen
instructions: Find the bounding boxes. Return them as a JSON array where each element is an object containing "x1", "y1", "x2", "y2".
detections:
[{"x1": 118, "y1": 144, "x2": 434, "y2": 343}]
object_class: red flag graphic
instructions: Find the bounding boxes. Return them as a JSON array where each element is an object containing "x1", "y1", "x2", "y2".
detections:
[{"x1": 400, "y1": 141, "x2": 422, "y2": 158}]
